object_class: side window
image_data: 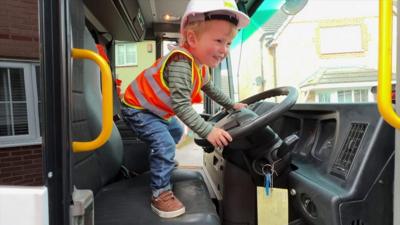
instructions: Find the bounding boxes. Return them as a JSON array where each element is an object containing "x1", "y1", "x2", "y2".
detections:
[
  {"x1": 0, "y1": 62, "x2": 41, "y2": 147},
  {"x1": 115, "y1": 42, "x2": 138, "y2": 66},
  {"x1": 205, "y1": 57, "x2": 234, "y2": 114},
  {"x1": 219, "y1": 58, "x2": 233, "y2": 99},
  {"x1": 162, "y1": 40, "x2": 178, "y2": 56}
]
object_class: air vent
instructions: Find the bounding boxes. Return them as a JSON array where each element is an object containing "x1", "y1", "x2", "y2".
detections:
[
  {"x1": 331, "y1": 123, "x2": 368, "y2": 179},
  {"x1": 351, "y1": 219, "x2": 365, "y2": 225}
]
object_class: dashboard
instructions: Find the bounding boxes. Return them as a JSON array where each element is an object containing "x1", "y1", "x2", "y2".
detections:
[
  {"x1": 202, "y1": 102, "x2": 394, "y2": 225},
  {"x1": 264, "y1": 103, "x2": 394, "y2": 225}
]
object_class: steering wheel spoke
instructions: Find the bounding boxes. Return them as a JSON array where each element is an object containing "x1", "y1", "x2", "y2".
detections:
[{"x1": 195, "y1": 86, "x2": 298, "y2": 149}]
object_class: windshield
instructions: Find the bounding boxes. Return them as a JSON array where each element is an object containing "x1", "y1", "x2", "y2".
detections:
[{"x1": 231, "y1": 0, "x2": 397, "y2": 103}]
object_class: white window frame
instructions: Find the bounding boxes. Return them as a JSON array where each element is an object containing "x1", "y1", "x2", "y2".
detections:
[
  {"x1": 0, "y1": 61, "x2": 41, "y2": 148},
  {"x1": 353, "y1": 89, "x2": 369, "y2": 103},
  {"x1": 317, "y1": 92, "x2": 331, "y2": 103},
  {"x1": 337, "y1": 88, "x2": 369, "y2": 103},
  {"x1": 337, "y1": 90, "x2": 353, "y2": 103},
  {"x1": 115, "y1": 42, "x2": 138, "y2": 66}
]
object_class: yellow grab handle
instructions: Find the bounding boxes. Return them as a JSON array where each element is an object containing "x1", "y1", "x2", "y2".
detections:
[
  {"x1": 378, "y1": 0, "x2": 400, "y2": 128},
  {"x1": 71, "y1": 48, "x2": 113, "y2": 152}
]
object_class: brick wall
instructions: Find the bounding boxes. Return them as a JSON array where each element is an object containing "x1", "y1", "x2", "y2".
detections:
[
  {"x1": 0, "y1": 0, "x2": 39, "y2": 59},
  {"x1": 0, "y1": 145, "x2": 43, "y2": 186}
]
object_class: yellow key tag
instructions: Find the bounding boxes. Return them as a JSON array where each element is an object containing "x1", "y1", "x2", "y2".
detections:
[{"x1": 257, "y1": 187, "x2": 288, "y2": 225}]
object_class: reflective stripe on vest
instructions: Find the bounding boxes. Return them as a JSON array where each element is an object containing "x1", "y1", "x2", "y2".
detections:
[
  {"x1": 131, "y1": 81, "x2": 170, "y2": 118},
  {"x1": 145, "y1": 63, "x2": 172, "y2": 106},
  {"x1": 124, "y1": 47, "x2": 207, "y2": 119}
]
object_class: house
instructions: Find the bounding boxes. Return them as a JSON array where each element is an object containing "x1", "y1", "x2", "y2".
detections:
[
  {"x1": 0, "y1": 0, "x2": 43, "y2": 185},
  {"x1": 114, "y1": 41, "x2": 156, "y2": 94},
  {"x1": 299, "y1": 67, "x2": 385, "y2": 103},
  {"x1": 231, "y1": 0, "x2": 397, "y2": 103}
]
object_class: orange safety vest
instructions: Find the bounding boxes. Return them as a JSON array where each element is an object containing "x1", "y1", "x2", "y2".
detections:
[{"x1": 123, "y1": 47, "x2": 208, "y2": 119}]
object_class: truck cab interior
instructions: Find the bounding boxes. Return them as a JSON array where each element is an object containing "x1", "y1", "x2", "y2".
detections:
[{"x1": 40, "y1": 0, "x2": 395, "y2": 224}]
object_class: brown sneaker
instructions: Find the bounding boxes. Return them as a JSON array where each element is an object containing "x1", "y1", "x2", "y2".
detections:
[{"x1": 151, "y1": 191, "x2": 185, "y2": 218}]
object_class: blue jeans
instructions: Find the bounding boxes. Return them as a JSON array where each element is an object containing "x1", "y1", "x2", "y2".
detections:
[{"x1": 121, "y1": 107, "x2": 183, "y2": 197}]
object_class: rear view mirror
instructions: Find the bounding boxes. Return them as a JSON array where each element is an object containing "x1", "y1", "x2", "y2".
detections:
[{"x1": 281, "y1": 0, "x2": 308, "y2": 15}]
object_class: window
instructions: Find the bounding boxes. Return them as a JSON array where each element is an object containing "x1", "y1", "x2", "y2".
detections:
[
  {"x1": 318, "y1": 92, "x2": 331, "y2": 103},
  {"x1": 337, "y1": 89, "x2": 369, "y2": 103},
  {"x1": 0, "y1": 62, "x2": 41, "y2": 147},
  {"x1": 115, "y1": 43, "x2": 138, "y2": 66},
  {"x1": 319, "y1": 25, "x2": 364, "y2": 54},
  {"x1": 219, "y1": 58, "x2": 232, "y2": 99},
  {"x1": 162, "y1": 40, "x2": 178, "y2": 56},
  {"x1": 338, "y1": 90, "x2": 352, "y2": 103},
  {"x1": 354, "y1": 89, "x2": 368, "y2": 102}
]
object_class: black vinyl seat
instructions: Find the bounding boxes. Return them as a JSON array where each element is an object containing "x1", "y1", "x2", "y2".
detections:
[{"x1": 69, "y1": 1, "x2": 220, "y2": 223}]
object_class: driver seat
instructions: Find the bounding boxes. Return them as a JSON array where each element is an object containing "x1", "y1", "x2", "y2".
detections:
[{"x1": 69, "y1": 0, "x2": 219, "y2": 224}]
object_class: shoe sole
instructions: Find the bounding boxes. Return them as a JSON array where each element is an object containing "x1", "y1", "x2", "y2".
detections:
[{"x1": 151, "y1": 204, "x2": 186, "y2": 218}]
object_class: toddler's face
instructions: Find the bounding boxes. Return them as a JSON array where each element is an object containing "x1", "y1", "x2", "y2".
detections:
[{"x1": 191, "y1": 20, "x2": 237, "y2": 68}]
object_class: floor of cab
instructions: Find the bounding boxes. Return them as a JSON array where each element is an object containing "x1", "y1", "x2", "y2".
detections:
[{"x1": 176, "y1": 138, "x2": 218, "y2": 200}]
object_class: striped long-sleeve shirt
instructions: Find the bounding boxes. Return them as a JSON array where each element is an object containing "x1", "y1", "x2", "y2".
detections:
[{"x1": 164, "y1": 57, "x2": 234, "y2": 138}]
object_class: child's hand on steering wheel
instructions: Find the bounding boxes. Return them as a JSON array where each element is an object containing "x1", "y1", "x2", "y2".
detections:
[{"x1": 232, "y1": 102, "x2": 248, "y2": 110}]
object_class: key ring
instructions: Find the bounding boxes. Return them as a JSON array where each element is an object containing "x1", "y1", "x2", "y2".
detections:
[
  {"x1": 261, "y1": 159, "x2": 281, "y2": 177},
  {"x1": 261, "y1": 163, "x2": 273, "y2": 175}
]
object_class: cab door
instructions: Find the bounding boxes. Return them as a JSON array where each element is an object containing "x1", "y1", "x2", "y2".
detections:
[{"x1": 40, "y1": 0, "x2": 72, "y2": 224}]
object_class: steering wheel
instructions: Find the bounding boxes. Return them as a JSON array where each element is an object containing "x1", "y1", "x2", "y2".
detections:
[{"x1": 195, "y1": 86, "x2": 298, "y2": 147}]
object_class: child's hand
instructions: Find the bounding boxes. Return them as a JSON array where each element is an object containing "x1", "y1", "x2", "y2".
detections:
[
  {"x1": 207, "y1": 127, "x2": 232, "y2": 148},
  {"x1": 232, "y1": 103, "x2": 248, "y2": 110}
]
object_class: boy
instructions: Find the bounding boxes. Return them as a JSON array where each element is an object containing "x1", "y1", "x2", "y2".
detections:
[{"x1": 121, "y1": 0, "x2": 249, "y2": 218}]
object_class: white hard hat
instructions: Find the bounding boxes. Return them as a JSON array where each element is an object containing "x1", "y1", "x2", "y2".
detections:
[{"x1": 180, "y1": 0, "x2": 250, "y2": 32}]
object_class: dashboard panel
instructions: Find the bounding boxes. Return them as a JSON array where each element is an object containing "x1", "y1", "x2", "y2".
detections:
[{"x1": 266, "y1": 104, "x2": 394, "y2": 225}]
